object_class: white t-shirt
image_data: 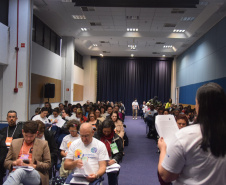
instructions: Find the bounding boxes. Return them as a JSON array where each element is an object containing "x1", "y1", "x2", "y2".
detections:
[
  {"x1": 162, "y1": 124, "x2": 226, "y2": 185},
  {"x1": 132, "y1": 101, "x2": 139, "y2": 109},
  {"x1": 66, "y1": 137, "x2": 109, "y2": 174},
  {"x1": 60, "y1": 134, "x2": 80, "y2": 153},
  {"x1": 32, "y1": 114, "x2": 49, "y2": 124},
  {"x1": 142, "y1": 104, "x2": 147, "y2": 113},
  {"x1": 48, "y1": 115, "x2": 62, "y2": 123}
]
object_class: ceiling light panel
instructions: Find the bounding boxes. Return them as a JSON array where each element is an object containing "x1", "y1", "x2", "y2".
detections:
[
  {"x1": 163, "y1": 45, "x2": 173, "y2": 48},
  {"x1": 72, "y1": 15, "x2": 86, "y2": 19},
  {"x1": 127, "y1": 28, "x2": 139, "y2": 32},
  {"x1": 173, "y1": 29, "x2": 185, "y2": 32},
  {"x1": 181, "y1": 17, "x2": 195, "y2": 21}
]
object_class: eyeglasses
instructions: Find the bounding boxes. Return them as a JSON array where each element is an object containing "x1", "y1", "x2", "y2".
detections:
[{"x1": 69, "y1": 130, "x2": 77, "y2": 132}]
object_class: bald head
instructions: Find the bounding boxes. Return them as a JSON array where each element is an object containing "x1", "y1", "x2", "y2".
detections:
[{"x1": 80, "y1": 123, "x2": 94, "y2": 146}]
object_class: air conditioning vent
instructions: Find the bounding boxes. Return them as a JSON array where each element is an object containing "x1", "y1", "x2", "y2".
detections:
[
  {"x1": 126, "y1": 16, "x2": 139, "y2": 20},
  {"x1": 164, "y1": 23, "x2": 176, "y2": 27},
  {"x1": 103, "y1": 51, "x2": 111, "y2": 53},
  {"x1": 90, "y1": 22, "x2": 102, "y2": 26},
  {"x1": 171, "y1": 9, "x2": 185, "y2": 14},
  {"x1": 152, "y1": 52, "x2": 160, "y2": 54},
  {"x1": 100, "y1": 41, "x2": 110, "y2": 43},
  {"x1": 155, "y1": 42, "x2": 165, "y2": 44},
  {"x1": 81, "y1": 7, "x2": 95, "y2": 11}
]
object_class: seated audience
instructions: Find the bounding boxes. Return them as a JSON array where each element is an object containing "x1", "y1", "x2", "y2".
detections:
[
  {"x1": 104, "y1": 106, "x2": 113, "y2": 119},
  {"x1": 0, "y1": 134, "x2": 7, "y2": 184},
  {"x1": 45, "y1": 102, "x2": 53, "y2": 116},
  {"x1": 36, "y1": 120, "x2": 58, "y2": 179},
  {"x1": 48, "y1": 107, "x2": 62, "y2": 124},
  {"x1": 0, "y1": 110, "x2": 23, "y2": 147},
  {"x1": 76, "y1": 108, "x2": 87, "y2": 124},
  {"x1": 4, "y1": 121, "x2": 51, "y2": 185},
  {"x1": 110, "y1": 111, "x2": 125, "y2": 140},
  {"x1": 175, "y1": 114, "x2": 189, "y2": 129},
  {"x1": 30, "y1": 107, "x2": 41, "y2": 120},
  {"x1": 32, "y1": 107, "x2": 49, "y2": 124},
  {"x1": 100, "y1": 106, "x2": 106, "y2": 117},
  {"x1": 163, "y1": 109, "x2": 169, "y2": 115},
  {"x1": 95, "y1": 119, "x2": 123, "y2": 185},
  {"x1": 64, "y1": 123, "x2": 109, "y2": 184},
  {"x1": 95, "y1": 108, "x2": 105, "y2": 123},
  {"x1": 59, "y1": 120, "x2": 80, "y2": 178},
  {"x1": 87, "y1": 110, "x2": 101, "y2": 131}
]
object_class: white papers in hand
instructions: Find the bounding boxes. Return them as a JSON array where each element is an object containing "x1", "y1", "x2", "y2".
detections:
[
  {"x1": 155, "y1": 115, "x2": 179, "y2": 145},
  {"x1": 70, "y1": 177, "x2": 89, "y2": 184},
  {"x1": 106, "y1": 163, "x2": 120, "y2": 173},
  {"x1": 13, "y1": 166, "x2": 34, "y2": 171},
  {"x1": 83, "y1": 160, "x2": 94, "y2": 175},
  {"x1": 56, "y1": 118, "x2": 65, "y2": 128}
]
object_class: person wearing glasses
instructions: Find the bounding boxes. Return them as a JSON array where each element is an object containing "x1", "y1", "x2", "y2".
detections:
[
  {"x1": 64, "y1": 123, "x2": 109, "y2": 184},
  {"x1": 59, "y1": 120, "x2": 80, "y2": 178},
  {"x1": 87, "y1": 110, "x2": 101, "y2": 132}
]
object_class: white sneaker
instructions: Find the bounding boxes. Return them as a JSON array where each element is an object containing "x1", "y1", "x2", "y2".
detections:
[{"x1": 133, "y1": 118, "x2": 134, "y2": 120}]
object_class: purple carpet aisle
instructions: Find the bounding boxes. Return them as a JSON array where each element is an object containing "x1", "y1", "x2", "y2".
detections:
[{"x1": 103, "y1": 116, "x2": 160, "y2": 185}]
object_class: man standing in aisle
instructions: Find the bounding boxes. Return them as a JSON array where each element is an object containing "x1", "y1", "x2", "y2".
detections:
[{"x1": 132, "y1": 98, "x2": 139, "y2": 120}]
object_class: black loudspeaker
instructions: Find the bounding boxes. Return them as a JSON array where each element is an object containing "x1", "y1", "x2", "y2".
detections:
[{"x1": 44, "y1": 83, "x2": 55, "y2": 98}]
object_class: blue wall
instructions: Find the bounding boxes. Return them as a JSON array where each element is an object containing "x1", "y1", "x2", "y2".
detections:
[{"x1": 177, "y1": 17, "x2": 226, "y2": 104}]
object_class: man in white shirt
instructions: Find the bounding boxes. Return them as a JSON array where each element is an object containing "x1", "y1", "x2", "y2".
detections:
[
  {"x1": 64, "y1": 123, "x2": 109, "y2": 184},
  {"x1": 32, "y1": 107, "x2": 49, "y2": 124},
  {"x1": 132, "y1": 98, "x2": 139, "y2": 120}
]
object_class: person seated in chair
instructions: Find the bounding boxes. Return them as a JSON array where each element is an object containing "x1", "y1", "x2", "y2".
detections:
[
  {"x1": 95, "y1": 119, "x2": 123, "y2": 185},
  {"x1": 36, "y1": 120, "x2": 58, "y2": 179},
  {"x1": 3, "y1": 121, "x2": 51, "y2": 185},
  {"x1": 64, "y1": 123, "x2": 109, "y2": 184}
]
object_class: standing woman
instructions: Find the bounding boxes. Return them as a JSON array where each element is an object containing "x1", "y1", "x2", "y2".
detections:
[
  {"x1": 165, "y1": 98, "x2": 172, "y2": 109},
  {"x1": 158, "y1": 82, "x2": 226, "y2": 184},
  {"x1": 95, "y1": 119, "x2": 123, "y2": 185}
]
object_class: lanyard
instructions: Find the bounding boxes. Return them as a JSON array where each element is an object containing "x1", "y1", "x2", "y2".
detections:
[{"x1": 7, "y1": 124, "x2": 18, "y2": 138}]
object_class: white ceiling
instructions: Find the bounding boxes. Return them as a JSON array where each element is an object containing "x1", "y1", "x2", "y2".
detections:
[{"x1": 33, "y1": 0, "x2": 226, "y2": 58}]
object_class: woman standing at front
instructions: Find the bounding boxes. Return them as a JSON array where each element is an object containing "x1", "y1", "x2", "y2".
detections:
[{"x1": 158, "y1": 82, "x2": 226, "y2": 184}]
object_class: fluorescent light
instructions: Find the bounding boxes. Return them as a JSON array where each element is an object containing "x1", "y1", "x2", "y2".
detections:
[
  {"x1": 72, "y1": 15, "x2": 86, "y2": 19},
  {"x1": 173, "y1": 29, "x2": 185, "y2": 33},
  {"x1": 81, "y1": 28, "x2": 87, "y2": 31},
  {"x1": 163, "y1": 45, "x2": 173, "y2": 48},
  {"x1": 127, "y1": 28, "x2": 139, "y2": 32}
]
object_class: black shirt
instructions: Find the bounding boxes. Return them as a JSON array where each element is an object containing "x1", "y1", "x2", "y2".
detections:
[{"x1": 0, "y1": 122, "x2": 23, "y2": 139}]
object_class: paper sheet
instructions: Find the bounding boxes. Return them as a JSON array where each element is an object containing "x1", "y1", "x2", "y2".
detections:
[
  {"x1": 155, "y1": 115, "x2": 179, "y2": 145},
  {"x1": 70, "y1": 177, "x2": 89, "y2": 184}
]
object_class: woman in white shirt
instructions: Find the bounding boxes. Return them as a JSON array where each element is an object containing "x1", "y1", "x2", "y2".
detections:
[{"x1": 158, "y1": 82, "x2": 226, "y2": 185}]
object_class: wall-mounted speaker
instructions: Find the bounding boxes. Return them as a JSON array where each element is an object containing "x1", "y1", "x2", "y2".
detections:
[{"x1": 44, "y1": 83, "x2": 55, "y2": 98}]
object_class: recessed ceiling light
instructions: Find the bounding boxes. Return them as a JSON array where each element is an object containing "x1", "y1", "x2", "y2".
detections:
[
  {"x1": 93, "y1": 44, "x2": 98, "y2": 47},
  {"x1": 162, "y1": 55, "x2": 165, "y2": 57},
  {"x1": 127, "y1": 28, "x2": 139, "y2": 32},
  {"x1": 131, "y1": 54, "x2": 134, "y2": 57},
  {"x1": 100, "y1": 54, "x2": 103, "y2": 57},
  {"x1": 72, "y1": 15, "x2": 86, "y2": 20},
  {"x1": 173, "y1": 29, "x2": 185, "y2": 33},
  {"x1": 163, "y1": 45, "x2": 173, "y2": 48},
  {"x1": 81, "y1": 28, "x2": 87, "y2": 31}
]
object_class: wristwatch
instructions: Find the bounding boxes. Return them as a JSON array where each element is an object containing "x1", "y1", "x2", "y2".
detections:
[{"x1": 95, "y1": 173, "x2": 100, "y2": 179}]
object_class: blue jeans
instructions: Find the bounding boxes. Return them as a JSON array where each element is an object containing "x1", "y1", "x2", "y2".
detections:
[{"x1": 3, "y1": 168, "x2": 41, "y2": 185}]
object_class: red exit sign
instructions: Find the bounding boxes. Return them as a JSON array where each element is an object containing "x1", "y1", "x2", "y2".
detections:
[{"x1": 21, "y1": 43, "x2": 25, "y2": 47}]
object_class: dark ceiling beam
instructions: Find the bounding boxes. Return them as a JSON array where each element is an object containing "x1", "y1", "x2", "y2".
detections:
[{"x1": 72, "y1": 0, "x2": 199, "y2": 8}]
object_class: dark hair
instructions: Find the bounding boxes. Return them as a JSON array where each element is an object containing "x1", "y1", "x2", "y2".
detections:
[
  {"x1": 97, "y1": 119, "x2": 115, "y2": 137},
  {"x1": 35, "y1": 107, "x2": 41, "y2": 114},
  {"x1": 23, "y1": 121, "x2": 38, "y2": 134},
  {"x1": 36, "y1": 120, "x2": 45, "y2": 133},
  {"x1": 110, "y1": 111, "x2": 119, "y2": 121},
  {"x1": 175, "y1": 114, "x2": 189, "y2": 126},
  {"x1": 52, "y1": 108, "x2": 60, "y2": 114},
  {"x1": 45, "y1": 102, "x2": 52, "y2": 108},
  {"x1": 67, "y1": 120, "x2": 80, "y2": 130},
  {"x1": 196, "y1": 82, "x2": 226, "y2": 157},
  {"x1": 87, "y1": 110, "x2": 96, "y2": 121},
  {"x1": 7, "y1": 110, "x2": 17, "y2": 117},
  {"x1": 41, "y1": 107, "x2": 49, "y2": 112}
]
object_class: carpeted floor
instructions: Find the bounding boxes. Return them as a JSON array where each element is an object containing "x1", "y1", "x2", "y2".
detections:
[{"x1": 103, "y1": 116, "x2": 160, "y2": 185}]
